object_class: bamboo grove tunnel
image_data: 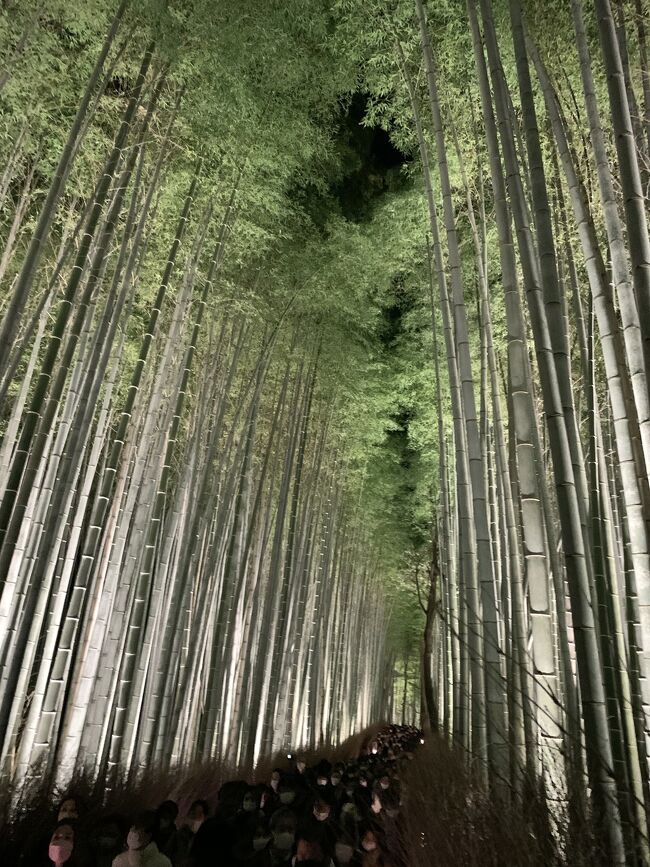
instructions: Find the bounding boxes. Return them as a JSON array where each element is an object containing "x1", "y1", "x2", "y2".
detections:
[{"x1": 1, "y1": 0, "x2": 650, "y2": 864}]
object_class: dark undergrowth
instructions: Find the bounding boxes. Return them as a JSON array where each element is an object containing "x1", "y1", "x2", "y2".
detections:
[
  {"x1": 387, "y1": 737, "x2": 607, "y2": 867},
  {"x1": 0, "y1": 726, "x2": 608, "y2": 866}
]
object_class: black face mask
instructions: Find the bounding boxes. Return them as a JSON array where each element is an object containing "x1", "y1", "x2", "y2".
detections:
[{"x1": 97, "y1": 836, "x2": 119, "y2": 851}]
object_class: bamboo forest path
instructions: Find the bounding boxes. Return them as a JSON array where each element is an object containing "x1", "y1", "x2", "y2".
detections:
[{"x1": 1, "y1": 0, "x2": 650, "y2": 864}]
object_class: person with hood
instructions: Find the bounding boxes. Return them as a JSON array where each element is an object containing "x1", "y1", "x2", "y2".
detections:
[
  {"x1": 313, "y1": 761, "x2": 332, "y2": 793},
  {"x1": 112, "y1": 812, "x2": 171, "y2": 867}
]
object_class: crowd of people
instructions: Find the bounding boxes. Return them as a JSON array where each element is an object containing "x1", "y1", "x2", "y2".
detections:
[{"x1": 22, "y1": 725, "x2": 423, "y2": 867}]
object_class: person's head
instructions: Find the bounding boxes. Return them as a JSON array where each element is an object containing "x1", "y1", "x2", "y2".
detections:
[
  {"x1": 378, "y1": 774, "x2": 390, "y2": 790},
  {"x1": 361, "y1": 827, "x2": 381, "y2": 852},
  {"x1": 218, "y1": 780, "x2": 248, "y2": 813},
  {"x1": 331, "y1": 770, "x2": 342, "y2": 786},
  {"x1": 49, "y1": 821, "x2": 75, "y2": 865},
  {"x1": 270, "y1": 808, "x2": 296, "y2": 851},
  {"x1": 341, "y1": 799, "x2": 360, "y2": 821},
  {"x1": 296, "y1": 836, "x2": 324, "y2": 861},
  {"x1": 57, "y1": 796, "x2": 82, "y2": 822},
  {"x1": 252, "y1": 820, "x2": 272, "y2": 852},
  {"x1": 127, "y1": 812, "x2": 157, "y2": 851},
  {"x1": 335, "y1": 837, "x2": 355, "y2": 864},
  {"x1": 294, "y1": 755, "x2": 306, "y2": 774},
  {"x1": 94, "y1": 814, "x2": 126, "y2": 854},
  {"x1": 312, "y1": 797, "x2": 331, "y2": 822},
  {"x1": 278, "y1": 780, "x2": 296, "y2": 806},
  {"x1": 187, "y1": 800, "x2": 209, "y2": 833},
  {"x1": 242, "y1": 789, "x2": 258, "y2": 812},
  {"x1": 270, "y1": 768, "x2": 282, "y2": 791},
  {"x1": 156, "y1": 800, "x2": 178, "y2": 830}
]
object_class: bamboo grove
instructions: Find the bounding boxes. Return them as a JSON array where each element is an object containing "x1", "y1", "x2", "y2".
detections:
[
  {"x1": 2, "y1": 0, "x2": 650, "y2": 863},
  {"x1": 0, "y1": 0, "x2": 400, "y2": 790},
  {"x1": 339, "y1": 0, "x2": 650, "y2": 862}
]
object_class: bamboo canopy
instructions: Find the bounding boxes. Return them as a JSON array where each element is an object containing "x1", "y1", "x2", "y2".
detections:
[{"x1": 0, "y1": 0, "x2": 650, "y2": 862}]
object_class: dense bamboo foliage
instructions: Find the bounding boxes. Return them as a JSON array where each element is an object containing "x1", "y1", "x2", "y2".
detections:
[
  {"x1": 1, "y1": 0, "x2": 650, "y2": 863},
  {"x1": 336, "y1": 0, "x2": 650, "y2": 862},
  {"x1": 0, "y1": 0, "x2": 403, "y2": 789}
]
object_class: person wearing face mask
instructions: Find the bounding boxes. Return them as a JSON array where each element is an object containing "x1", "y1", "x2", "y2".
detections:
[
  {"x1": 92, "y1": 815, "x2": 127, "y2": 867},
  {"x1": 233, "y1": 787, "x2": 266, "y2": 845},
  {"x1": 333, "y1": 834, "x2": 360, "y2": 867},
  {"x1": 297, "y1": 796, "x2": 336, "y2": 860},
  {"x1": 339, "y1": 798, "x2": 362, "y2": 841},
  {"x1": 230, "y1": 817, "x2": 272, "y2": 865},
  {"x1": 20, "y1": 797, "x2": 88, "y2": 867},
  {"x1": 47, "y1": 821, "x2": 76, "y2": 867},
  {"x1": 247, "y1": 808, "x2": 295, "y2": 865},
  {"x1": 270, "y1": 780, "x2": 300, "y2": 818},
  {"x1": 172, "y1": 801, "x2": 209, "y2": 867},
  {"x1": 112, "y1": 812, "x2": 171, "y2": 867},
  {"x1": 312, "y1": 760, "x2": 332, "y2": 794}
]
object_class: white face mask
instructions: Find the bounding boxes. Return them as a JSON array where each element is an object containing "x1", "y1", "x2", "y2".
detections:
[
  {"x1": 314, "y1": 809, "x2": 329, "y2": 822},
  {"x1": 380, "y1": 781, "x2": 389, "y2": 790},
  {"x1": 127, "y1": 830, "x2": 149, "y2": 851},
  {"x1": 335, "y1": 842, "x2": 354, "y2": 863},
  {"x1": 253, "y1": 835, "x2": 271, "y2": 851},
  {"x1": 273, "y1": 830, "x2": 294, "y2": 850},
  {"x1": 317, "y1": 777, "x2": 328, "y2": 786},
  {"x1": 49, "y1": 841, "x2": 74, "y2": 864}
]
